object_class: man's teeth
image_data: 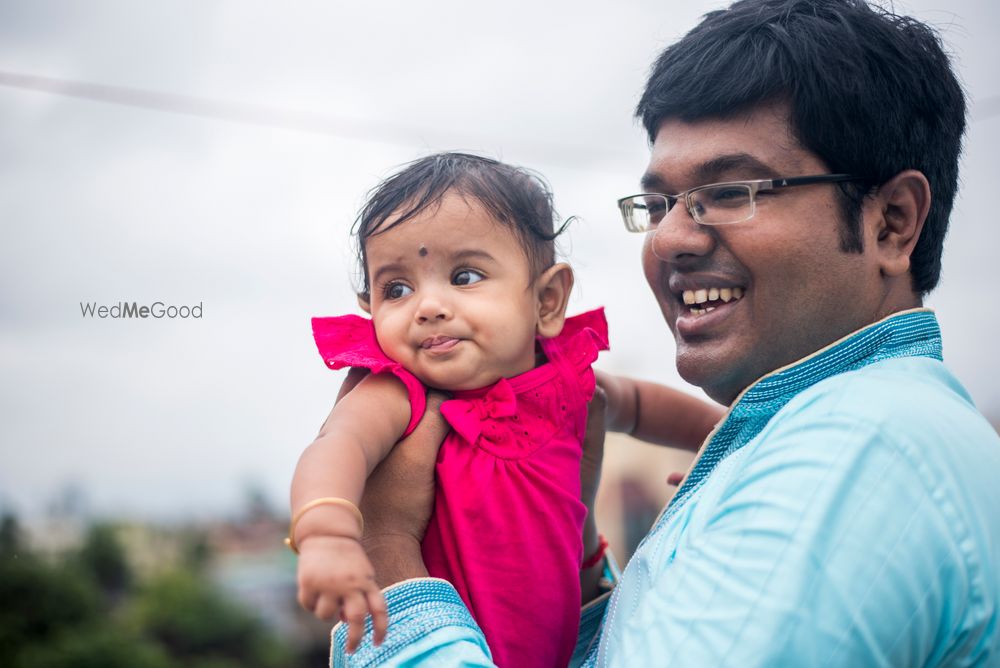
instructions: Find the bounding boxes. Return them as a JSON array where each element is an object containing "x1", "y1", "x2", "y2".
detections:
[
  {"x1": 682, "y1": 287, "x2": 743, "y2": 314},
  {"x1": 682, "y1": 287, "x2": 743, "y2": 305}
]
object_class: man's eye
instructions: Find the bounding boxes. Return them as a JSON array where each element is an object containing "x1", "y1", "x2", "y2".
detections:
[
  {"x1": 453, "y1": 269, "x2": 485, "y2": 286},
  {"x1": 647, "y1": 202, "x2": 667, "y2": 225},
  {"x1": 643, "y1": 196, "x2": 670, "y2": 225},
  {"x1": 707, "y1": 186, "x2": 751, "y2": 207},
  {"x1": 384, "y1": 282, "x2": 413, "y2": 299}
]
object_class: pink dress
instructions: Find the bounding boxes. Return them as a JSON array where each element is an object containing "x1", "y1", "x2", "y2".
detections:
[{"x1": 311, "y1": 308, "x2": 608, "y2": 668}]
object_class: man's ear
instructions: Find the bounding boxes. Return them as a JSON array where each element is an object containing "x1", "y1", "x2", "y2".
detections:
[
  {"x1": 871, "y1": 169, "x2": 930, "y2": 278},
  {"x1": 535, "y1": 263, "x2": 574, "y2": 338},
  {"x1": 357, "y1": 293, "x2": 372, "y2": 314}
]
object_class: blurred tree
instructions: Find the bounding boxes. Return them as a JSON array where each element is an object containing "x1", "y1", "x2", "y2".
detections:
[
  {"x1": 0, "y1": 513, "x2": 25, "y2": 556},
  {"x1": 75, "y1": 523, "x2": 132, "y2": 600},
  {"x1": 12, "y1": 626, "x2": 174, "y2": 668},
  {"x1": 0, "y1": 549, "x2": 101, "y2": 665},
  {"x1": 131, "y1": 570, "x2": 292, "y2": 668},
  {"x1": 0, "y1": 513, "x2": 300, "y2": 668},
  {"x1": 180, "y1": 529, "x2": 212, "y2": 575}
]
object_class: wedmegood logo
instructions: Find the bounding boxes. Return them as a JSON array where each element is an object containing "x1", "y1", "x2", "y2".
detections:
[{"x1": 79, "y1": 301, "x2": 204, "y2": 319}]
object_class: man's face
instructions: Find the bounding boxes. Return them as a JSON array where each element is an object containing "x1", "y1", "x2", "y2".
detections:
[{"x1": 641, "y1": 103, "x2": 888, "y2": 405}]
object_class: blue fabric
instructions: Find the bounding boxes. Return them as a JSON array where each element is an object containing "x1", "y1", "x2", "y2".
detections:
[
  {"x1": 330, "y1": 578, "x2": 491, "y2": 667},
  {"x1": 570, "y1": 592, "x2": 611, "y2": 667},
  {"x1": 331, "y1": 310, "x2": 1000, "y2": 667}
]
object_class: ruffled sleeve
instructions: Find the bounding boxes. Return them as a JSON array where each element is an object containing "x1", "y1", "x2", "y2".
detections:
[
  {"x1": 552, "y1": 307, "x2": 609, "y2": 373},
  {"x1": 536, "y1": 308, "x2": 609, "y2": 407},
  {"x1": 311, "y1": 314, "x2": 427, "y2": 438}
]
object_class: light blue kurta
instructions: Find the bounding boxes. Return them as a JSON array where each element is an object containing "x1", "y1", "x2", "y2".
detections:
[{"x1": 331, "y1": 309, "x2": 1000, "y2": 667}]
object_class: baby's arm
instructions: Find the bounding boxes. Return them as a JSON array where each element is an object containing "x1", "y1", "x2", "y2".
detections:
[
  {"x1": 596, "y1": 370, "x2": 723, "y2": 452},
  {"x1": 290, "y1": 372, "x2": 412, "y2": 651}
]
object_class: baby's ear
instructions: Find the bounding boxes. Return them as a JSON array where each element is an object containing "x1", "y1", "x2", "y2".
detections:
[
  {"x1": 357, "y1": 293, "x2": 372, "y2": 314},
  {"x1": 536, "y1": 263, "x2": 574, "y2": 338}
]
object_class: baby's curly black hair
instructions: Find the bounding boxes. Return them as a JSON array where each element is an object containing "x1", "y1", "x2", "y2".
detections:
[{"x1": 354, "y1": 152, "x2": 570, "y2": 302}]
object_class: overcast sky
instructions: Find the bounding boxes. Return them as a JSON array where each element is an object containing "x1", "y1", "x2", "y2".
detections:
[{"x1": 1, "y1": 0, "x2": 998, "y2": 520}]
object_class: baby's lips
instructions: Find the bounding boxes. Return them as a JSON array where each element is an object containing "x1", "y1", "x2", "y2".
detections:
[{"x1": 421, "y1": 336, "x2": 459, "y2": 350}]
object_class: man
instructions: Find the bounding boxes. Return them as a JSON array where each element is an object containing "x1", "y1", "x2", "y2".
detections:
[{"x1": 331, "y1": 0, "x2": 1000, "y2": 664}]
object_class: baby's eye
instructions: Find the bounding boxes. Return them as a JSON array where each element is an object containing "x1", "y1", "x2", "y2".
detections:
[
  {"x1": 453, "y1": 269, "x2": 485, "y2": 286},
  {"x1": 384, "y1": 282, "x2": 413, "y2": 300}
]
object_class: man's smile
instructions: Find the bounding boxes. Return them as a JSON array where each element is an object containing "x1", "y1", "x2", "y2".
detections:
[
  {"x1": 666, "y1": 276, "x2": 748, "y2": 333},
  {"x1": 680, "y1": 286, "x2": 745, "y2": 315}
]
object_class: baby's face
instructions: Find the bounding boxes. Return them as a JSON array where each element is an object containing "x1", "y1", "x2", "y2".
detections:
[{"x1": 364, "y1": 192, "x2": 542, "y2": 391}]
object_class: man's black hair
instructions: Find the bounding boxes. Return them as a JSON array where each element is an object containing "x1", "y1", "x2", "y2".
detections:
[
  {"x1": 636, "y1": 0, "x2": 966, "y2": 294},
  {"x1": 354, "y1": 152, "x2": 566, "y2": 301}
]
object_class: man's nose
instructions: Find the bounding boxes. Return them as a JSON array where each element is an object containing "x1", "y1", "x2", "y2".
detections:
[
  {"x1": 645, "y1": 204, "x2": 716, "y2": 263},
  {"x1": 415, "y1": 290, "x2": 452, "y2": 324}
]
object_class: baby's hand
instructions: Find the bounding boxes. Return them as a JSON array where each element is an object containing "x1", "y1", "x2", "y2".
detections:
[{"x1": 296, "y1": 535, "x2": 388, "y2": 652}]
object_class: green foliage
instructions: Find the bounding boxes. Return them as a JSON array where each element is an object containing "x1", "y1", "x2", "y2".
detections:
[
  {"x1": 179, "y1": 529, "x2": 212, "y2": 575},
  {"x1": 0, "y1": 515, "x2": 300, "y2": 668},
  {"x1": 76, "y1": 523, "x2": 132, "y2": 596},
  {"x1": 130, "y1": 570, "x2": 291, "y2": 667},
  {"x1": 0, "y1": 556, "x2": 102, "y2": 665},
  {"x1": 12, "y1": 625, "x2": 173, "y2": 668},
  {"x1": 0, "y1": 513, "x2": 25, "y2": 556}
]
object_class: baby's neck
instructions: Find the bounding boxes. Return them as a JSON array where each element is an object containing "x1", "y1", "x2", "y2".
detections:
[{"x1": 534, "y1": 343, "x2": 548, "y2": 368}]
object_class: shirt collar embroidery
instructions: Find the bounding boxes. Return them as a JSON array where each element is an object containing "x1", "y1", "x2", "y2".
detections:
[{"x1": 660, "y1": 307, "x2": 942, "y2": 528}]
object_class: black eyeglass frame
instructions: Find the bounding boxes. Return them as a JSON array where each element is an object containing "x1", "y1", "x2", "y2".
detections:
[{"x1": 617, "y1": 173, "x2": 860, "y2": 232}]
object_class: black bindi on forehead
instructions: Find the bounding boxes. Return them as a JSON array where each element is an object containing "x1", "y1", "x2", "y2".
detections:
[{"x1": 418, "y1": 244, "x2": 428, "y2": 257}]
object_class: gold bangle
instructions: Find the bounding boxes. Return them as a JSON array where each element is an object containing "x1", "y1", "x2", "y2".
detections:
[{"x1": 284, "y1": 497, "x2": 364, "y2": 554}]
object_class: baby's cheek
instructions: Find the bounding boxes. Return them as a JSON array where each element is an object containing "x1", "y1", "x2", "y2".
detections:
[{"x1": 374, "y1": 330, "x2": 410, "y2": 368}]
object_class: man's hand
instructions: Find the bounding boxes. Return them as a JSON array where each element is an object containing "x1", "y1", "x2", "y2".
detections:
[{"x1": 360, "y1": 391, "x2": 449, "y2": 587}]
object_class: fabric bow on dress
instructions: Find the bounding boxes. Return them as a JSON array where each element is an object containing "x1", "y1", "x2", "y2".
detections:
[{"x1": 440, "y1": 378, "x2": 518, "y2": 445}]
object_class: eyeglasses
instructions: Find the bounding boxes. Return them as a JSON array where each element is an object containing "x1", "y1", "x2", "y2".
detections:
[{"x1": 617, "y1": 173, "x2": 859, "y2": 232}]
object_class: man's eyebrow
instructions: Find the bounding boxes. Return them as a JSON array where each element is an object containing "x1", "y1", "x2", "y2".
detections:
[
  {"x1": 640, "y1": 153, "x2": 780, "y2": 193},
  {"x1": 693, "y1": 153, "x2": 778, "y2": 183},
  {"x1": 640, "y1": 172, "x2": 669, "y2": 193}
]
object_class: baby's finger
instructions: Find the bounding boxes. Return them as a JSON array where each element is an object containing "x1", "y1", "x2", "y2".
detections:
[
  {"x1": 297, "y1": 584, "x2": 319, "y2": 613},
  {"x1": 367, "y1": 588, "x2": 388, "y2": 646},
  {"x1": 314, "y1": 593, "x2": 340, "y2": 621},
  {"x1": 342, "y1": 590, "x2": 370, "y2": 653}
]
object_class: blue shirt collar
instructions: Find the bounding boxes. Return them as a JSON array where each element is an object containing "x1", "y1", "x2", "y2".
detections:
[{"x1": 663, "y1": 308, "x2": 942, "y2": 522}]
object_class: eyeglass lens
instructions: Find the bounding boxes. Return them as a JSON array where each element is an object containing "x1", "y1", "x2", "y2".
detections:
[
  {"x1": 690, "y1": 185, "x2": 754, "y2": 225},
  {"x1": 625, "y1": 184, "x2": 755, "y2": 231}
]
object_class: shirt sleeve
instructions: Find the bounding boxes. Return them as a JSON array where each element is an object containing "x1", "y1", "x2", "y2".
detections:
[
  {"x1": 601, "y1": 410, "x2": 970, "y2": 667},
  {"x1": 329, "y1": 578, "x2": 613, "y2": 667},
  {"x1": 330, "y1": 578, "x2": 494, "y2": 667},
  {"x1": 571, "y1": 593, "x2": 611, "y2": 667}
]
